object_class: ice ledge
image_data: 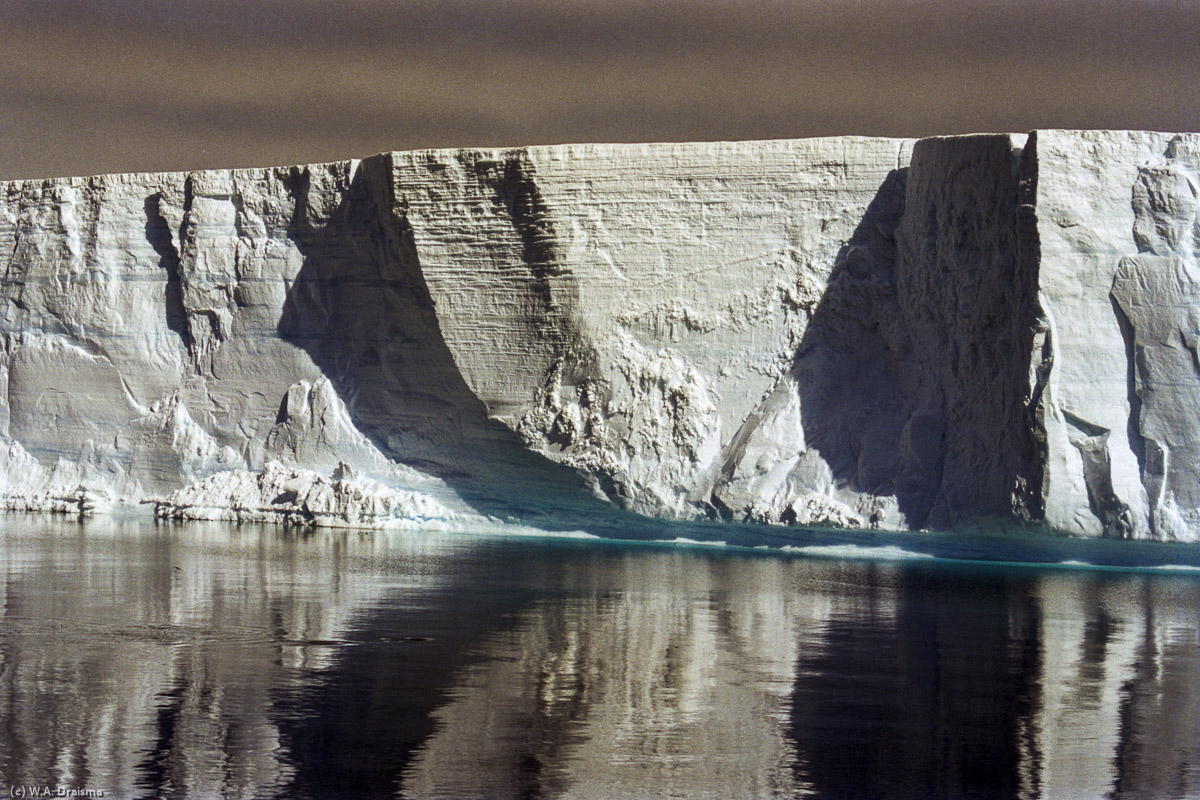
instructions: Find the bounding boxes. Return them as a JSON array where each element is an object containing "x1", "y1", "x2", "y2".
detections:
[{"x1": 155, "y1": 461, "x2": 458, "y2": 530}]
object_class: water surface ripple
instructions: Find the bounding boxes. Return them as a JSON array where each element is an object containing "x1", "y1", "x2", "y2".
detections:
[{"x1": 0, "y1": 517, "x2": 1197, "y2": 799}]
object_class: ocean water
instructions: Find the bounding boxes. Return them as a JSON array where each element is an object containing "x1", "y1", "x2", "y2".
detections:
[{"x1": 0, "y1": 515, "x2": 1198, "y2": 799}]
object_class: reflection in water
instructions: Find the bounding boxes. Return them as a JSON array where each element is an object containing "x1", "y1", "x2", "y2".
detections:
[
  {"x1": 0, "y1": 516, "x2": 1198, "y2": 799},
  {"x1": 402, "y1": 556, "x2": 837, "y2": 800},
  {"x1": 0, "y1": 517, "x2": 463, "y2": 799}
]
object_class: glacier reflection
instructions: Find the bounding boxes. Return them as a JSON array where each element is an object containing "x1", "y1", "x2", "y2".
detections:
[{"x1": 0, "y1": 517, "x2": 1198, "y2": 799}]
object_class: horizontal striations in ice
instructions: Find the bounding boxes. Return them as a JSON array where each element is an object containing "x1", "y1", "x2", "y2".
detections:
[{"x1": 1, "y1": 132, "x2": 1197, "y2": 540}]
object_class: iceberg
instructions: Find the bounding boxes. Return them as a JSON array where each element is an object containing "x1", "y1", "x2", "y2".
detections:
[{"x1": 1, "y1": 132, "x2": 1197, "y2": 540}]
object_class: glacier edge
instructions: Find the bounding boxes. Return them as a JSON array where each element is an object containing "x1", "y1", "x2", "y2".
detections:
[{"x1": 1, "y1": 131, "x2": 1197, "y2": 542}]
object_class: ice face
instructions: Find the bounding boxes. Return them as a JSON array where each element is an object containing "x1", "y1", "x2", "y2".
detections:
[{"x1": 2, "y1": 132, "x2": 1197, "y2": 540}]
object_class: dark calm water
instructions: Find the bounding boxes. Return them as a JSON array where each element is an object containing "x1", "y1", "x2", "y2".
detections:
[{"x1": 1, "y1": 516, "x2": 1198, "y2": 800}]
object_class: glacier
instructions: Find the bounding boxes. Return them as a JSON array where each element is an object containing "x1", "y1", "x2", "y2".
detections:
[{"x1": 1, "y1": 130, "x2": 1197, "y2": 541}]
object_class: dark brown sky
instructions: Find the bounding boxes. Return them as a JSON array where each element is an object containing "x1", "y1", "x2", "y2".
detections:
[{"x1": 1, "y1": 0, "x2": 1196, "y2": 180}]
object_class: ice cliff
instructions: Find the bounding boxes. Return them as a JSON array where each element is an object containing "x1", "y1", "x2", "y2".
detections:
[{"x1": 1, "y1": 131, "x2": 1197, "y2": 541}]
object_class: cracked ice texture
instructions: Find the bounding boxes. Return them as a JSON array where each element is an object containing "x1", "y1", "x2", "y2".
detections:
[
  {"x1": 0, "y1": 132, "x2": 1197, "y2": 540},
  {"x1": 1034, "y1": 131, "x2": 1200, "y2": 540}
]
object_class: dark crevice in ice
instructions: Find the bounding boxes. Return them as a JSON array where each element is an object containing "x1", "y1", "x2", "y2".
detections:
[
  {"x1": 1063, "y1": 411, "x2": 1134, "y2": 539},
  {"x1": 144, "y1": 192, "x2": 192, "y2": 351}
]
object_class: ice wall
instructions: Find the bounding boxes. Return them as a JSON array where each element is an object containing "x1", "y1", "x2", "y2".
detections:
[
  {"x1": 1033, "y1": 131, "x2": 1200, "y2": 540},
  {"x1": 1, "y1": 131, "x2": 1196, "y2": 540}
]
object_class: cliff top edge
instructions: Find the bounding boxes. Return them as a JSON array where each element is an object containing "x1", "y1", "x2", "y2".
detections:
[{"x1": 2, "y1": 129, "x2": 1187, "y2": 186}]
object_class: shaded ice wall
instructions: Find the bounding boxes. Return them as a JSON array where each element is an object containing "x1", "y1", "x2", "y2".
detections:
[{"x1": 0, "y1": 132, "x2": 1196, "y2": 539}]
